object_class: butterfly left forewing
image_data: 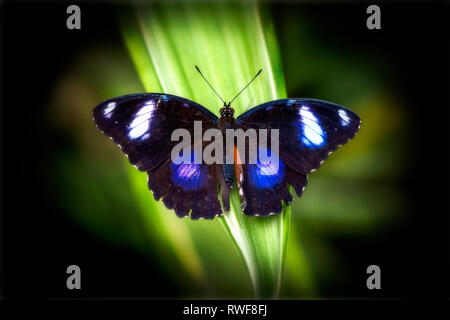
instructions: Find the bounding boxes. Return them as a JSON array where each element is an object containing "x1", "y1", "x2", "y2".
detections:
[{"x1": 93, "y1": 93, "x2": 218, "y2": 172}]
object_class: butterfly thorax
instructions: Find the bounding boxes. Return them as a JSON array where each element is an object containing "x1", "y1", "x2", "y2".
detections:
[{"x1": 219, "y1": 103, "x2": 235, "y2": 120}]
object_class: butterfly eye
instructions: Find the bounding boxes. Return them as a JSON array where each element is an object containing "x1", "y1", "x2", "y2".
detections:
[{"x1": 219, "y1": 107, "x2": 234, "y2": 117}]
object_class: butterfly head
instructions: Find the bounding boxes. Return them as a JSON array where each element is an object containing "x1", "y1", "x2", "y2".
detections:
[{"x1": 220, "y1": 102, "x2": 234, "y2": 118}]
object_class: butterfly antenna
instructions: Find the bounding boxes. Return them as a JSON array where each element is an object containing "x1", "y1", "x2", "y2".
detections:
[
  {"x1": 195, "y1": 65, "x2": 225, "y2": 104},
  {"x1": 229, "y1": 69, "x2": 262, "y2": 105}
]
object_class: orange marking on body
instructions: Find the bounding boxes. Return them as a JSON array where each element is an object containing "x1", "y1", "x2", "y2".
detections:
[
  {"x1": 234, "y1": 146, "x2": 244, "y2": 183},
  {"x1": 234, "y1": 146, "x2": 247, "y2": 210}
]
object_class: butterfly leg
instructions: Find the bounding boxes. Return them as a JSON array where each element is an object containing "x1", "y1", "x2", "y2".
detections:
[
  {"x1": 217, "y1": 165, "x2": 230, "y2": 212},
  {"x1": 234, "y1": 146, "x2": 247, "y2": 211}
]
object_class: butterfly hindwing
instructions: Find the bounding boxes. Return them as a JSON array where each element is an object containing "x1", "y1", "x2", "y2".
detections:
[
  {"x1": 239, "y1": 146, "x2": 308, "y2": 216},
  {"x1": 147, "y1": 157, "x2": 223, "y2": 219},
  {"x1": 93, "y1": 93, "x2": 223, "y2": 219}
]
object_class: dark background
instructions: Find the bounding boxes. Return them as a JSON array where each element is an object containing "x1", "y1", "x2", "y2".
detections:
[{"x1": 1, "y1": 1, "x2": 449, "y2": 299}]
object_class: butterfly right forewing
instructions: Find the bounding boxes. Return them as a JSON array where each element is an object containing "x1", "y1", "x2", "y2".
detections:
[{"x1": 236, "y1": 98, "x2": 361, "y2": 175}]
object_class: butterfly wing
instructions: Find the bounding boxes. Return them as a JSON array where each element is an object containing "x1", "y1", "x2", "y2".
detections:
[
  {"x1": 236, "y1": 98, "x2": 360, "y2": 216},
  {"x1": 238, "y1": 145, "x2": 308, "y2": 216},
  {"x1": 147, "y1": 155, "x2": 223, "y2": 219},
  {"x1": 93, "y1": 93, "x2": 223, "y2": 219},
  {"x1": 93, "y1": 93, "x2": 218, "y2": 171}
]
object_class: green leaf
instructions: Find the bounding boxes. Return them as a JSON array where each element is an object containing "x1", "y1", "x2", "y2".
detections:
[{"x1": 120, "y1": 1, "x2": 289, "y2": 298}]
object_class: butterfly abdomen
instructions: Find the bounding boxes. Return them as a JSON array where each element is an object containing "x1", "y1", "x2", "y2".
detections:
[{"x1": 223, "y1": 164, "x2": 235, "y2": 188}]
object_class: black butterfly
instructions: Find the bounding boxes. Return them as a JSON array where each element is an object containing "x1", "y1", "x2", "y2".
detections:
[{"x1": 93, "y1": 67, "x2": 360, "y2": 219}]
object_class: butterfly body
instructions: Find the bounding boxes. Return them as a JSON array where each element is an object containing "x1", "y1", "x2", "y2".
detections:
[
  {"x1": 93, "y1": 93, "x2": 360, "y2": 219},
  {"x1": 218, "y1": 105, "x2": 236, "y2": 189}
]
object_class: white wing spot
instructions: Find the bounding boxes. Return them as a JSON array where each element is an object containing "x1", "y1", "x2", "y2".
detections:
[
  {"x1": 338, "y1": 109, "x2": 350, "y2": 126},
  {"x1": 299, "y1": 106, "x2": 325, "y2": 147},
  {"x1": 103, "y1": 102, "x2": 116, "y2": 118},
  {"x1": 128, "y1": 100, "x2": 155, "y2": 139}
]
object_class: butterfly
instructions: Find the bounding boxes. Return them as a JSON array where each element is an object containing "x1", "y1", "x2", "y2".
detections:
[{"x1": 93, "y1": 67, "x2": 361, "y2": 220}]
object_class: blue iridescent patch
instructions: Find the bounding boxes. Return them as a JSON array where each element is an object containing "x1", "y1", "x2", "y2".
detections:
[
  {"x1": 171, "y1": 161, "x2": 205, "y2": 190},
  {"x1": 248, "y1": 147, "x2": 285, "y2": 189}
]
